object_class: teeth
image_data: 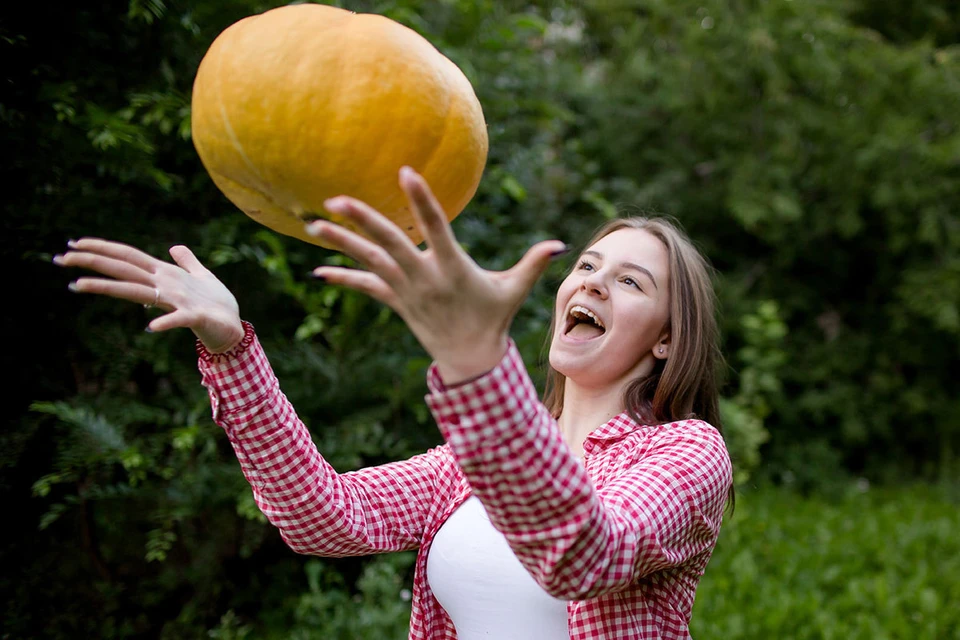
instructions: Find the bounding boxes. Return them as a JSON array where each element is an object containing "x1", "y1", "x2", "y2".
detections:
[{"x1": 570, "y1": 305, "x2": 605, "y2": 329}]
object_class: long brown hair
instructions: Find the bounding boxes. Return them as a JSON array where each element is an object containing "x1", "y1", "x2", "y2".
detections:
[{"x1": 542, "y1": 216, "x2": 734, "y2": 508}]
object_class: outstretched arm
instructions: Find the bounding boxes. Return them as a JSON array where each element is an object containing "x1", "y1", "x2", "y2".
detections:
[{"x1": 56, "y1": 238, "x2": 446, "y2": 556}]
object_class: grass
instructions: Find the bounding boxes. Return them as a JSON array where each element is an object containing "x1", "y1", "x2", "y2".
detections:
[{"x1": 690, "y1": 482, "x2": 960, "y2": 639}]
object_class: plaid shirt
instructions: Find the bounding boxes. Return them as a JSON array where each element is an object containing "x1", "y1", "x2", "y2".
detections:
[{"x1": 198, "y1": 322, "x2": 732, "y2": 639}]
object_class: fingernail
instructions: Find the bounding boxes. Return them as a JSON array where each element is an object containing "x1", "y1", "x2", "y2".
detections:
[
  {"x1": 306, "y1": 221, "x2": 324, "y2": 237},
  {"x1": 68, "y1": 281, "x2": 79, "y2": 292},
  {"x1": 53, "y1": 254, "x2": 64, "y2": 265},
  {"x1": 550, "y1": 244, "x2": 570, "y2": 258},
  {"x1": 145, "y1": 325, "x2": 154, "y2": 333},
  {"x1": 309, "y1": 272, "x2": 326, "y2": 281},
  {"x1": 67, "y1": 239, "x2": 78, "y2": 248},
  {"x1": 400, "y1": 166, "x2": 416, "y2": 179},
  {"x1": 324, "y1": 196, "x2": 348, "y2": 211}
]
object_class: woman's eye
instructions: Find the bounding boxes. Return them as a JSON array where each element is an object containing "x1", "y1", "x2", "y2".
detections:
[
  {"x1": 577, "y1": 261, "x2": 594, "y2": 271},
  {"x1": 623, "y1": 277, "x2": 641, "y2": 290}
]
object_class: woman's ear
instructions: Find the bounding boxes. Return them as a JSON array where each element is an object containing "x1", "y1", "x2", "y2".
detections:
[{"x1": 654, "y1": 334, "x2": 671, "y2": 360}]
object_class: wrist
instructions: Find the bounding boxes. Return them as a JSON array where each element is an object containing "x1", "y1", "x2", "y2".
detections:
[
  {"x1": 434, "y1": 336, "x2": 509, "y2": 386},
  {"x1": 197, "y1": 320, "x2": 250, "y2": 360},
  {"x1": 207, "y1": 324, "x2": 245, "y2": 353}
]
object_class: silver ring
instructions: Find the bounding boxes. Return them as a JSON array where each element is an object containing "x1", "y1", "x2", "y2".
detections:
[{"x1": 144, "y1": 287, "x2": 160, "y2": 309}]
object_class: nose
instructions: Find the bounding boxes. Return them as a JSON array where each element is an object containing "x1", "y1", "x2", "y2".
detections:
[{"x1": 581, "y1": 270, "x2": 608, "y2": 298}]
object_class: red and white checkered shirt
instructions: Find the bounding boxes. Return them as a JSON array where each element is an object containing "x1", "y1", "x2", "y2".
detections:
[{"x1": 198, "y1": 322, "x2": 732, "y2": 639}]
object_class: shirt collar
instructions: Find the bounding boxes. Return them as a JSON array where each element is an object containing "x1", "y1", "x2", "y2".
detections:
[{"x1": 584, "y1": 411, "x2": 650, "y2": 444}]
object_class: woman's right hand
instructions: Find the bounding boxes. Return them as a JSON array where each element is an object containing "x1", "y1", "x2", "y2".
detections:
[{"x1": 54, "y1": 238, "x2": 245, "y2": 353}]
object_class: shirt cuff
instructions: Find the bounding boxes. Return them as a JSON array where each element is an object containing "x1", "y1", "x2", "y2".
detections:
[
  {"x1": 425, "y1": 358, "x2": 495, "y2": 393},
  {"x1": 196, "y1": 322, "x2": 277, "y2": 423},
  {"x1": 195, "y1": 321, "x2": 256, "y2": 363}
]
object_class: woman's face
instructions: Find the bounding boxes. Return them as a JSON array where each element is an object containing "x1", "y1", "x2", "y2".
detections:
[{"x1": 549, "y1": 228, "x2": 672, "y2": 390}]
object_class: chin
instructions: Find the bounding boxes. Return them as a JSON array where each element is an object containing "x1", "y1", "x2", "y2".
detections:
[
  {"x1": 547, "y1": 344, "x2": 592, "y2": 380},
  {"x1": 549, "y1": 341, "x2": 655, "y2": 390}
]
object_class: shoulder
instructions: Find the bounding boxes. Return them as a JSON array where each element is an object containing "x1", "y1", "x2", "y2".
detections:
[
  {"x1": 601, "y1": 418, "x2": 729, "y2": 465},
  {"x1": 654, "y1": 419, "x2": 732, "y2": 495},
  {"x1": 621, "y1": 419, "x2": 732, "y2": 489},
  {"x1": 651, "y1": 418, "x2": 728, "y2": 451},
  {"x1": 597, "y1": 420, "x2": 732, "y2": 520}
]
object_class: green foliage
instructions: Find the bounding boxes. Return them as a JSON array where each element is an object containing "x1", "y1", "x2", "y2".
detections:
[
  {"x1": 720, "y1": 300, "x2": 785, "y2": 483},
  {"x1": 692, "y1": 483, "x2": 960, "y2": 639},
  {"x1": 575, "y1": 0, "x2": 960, "y2": 483},
  {"x1": 280, "y1": 554, "x2": 415, "y2": 639},
  {"x1": 4, "y1": 0, "x2": 959, "y2": 636}
]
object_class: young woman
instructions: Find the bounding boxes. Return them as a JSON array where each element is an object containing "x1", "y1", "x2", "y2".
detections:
[{"x1": 56, "y1": 167, "x2": 733, "y2": 640}]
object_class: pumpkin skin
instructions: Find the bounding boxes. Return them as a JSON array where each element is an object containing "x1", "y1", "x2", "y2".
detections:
[{"x1": 191, "y1": 4, "x2": 488, "y2": 248}]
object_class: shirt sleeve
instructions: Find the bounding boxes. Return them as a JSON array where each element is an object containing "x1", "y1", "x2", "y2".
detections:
[
  {"x1": 424, "y1": 339, "x2": 732, "y2": 600},
  {"x1": 198, "y1": 322, "x2": 448, "y2": 557}
]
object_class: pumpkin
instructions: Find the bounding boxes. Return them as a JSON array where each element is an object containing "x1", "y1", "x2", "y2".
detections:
[{"x1": 190, "y1": 4, "x2": 488, "y2": 248}]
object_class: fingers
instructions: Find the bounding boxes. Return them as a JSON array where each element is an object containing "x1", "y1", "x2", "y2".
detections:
[
  {"x1": 146, "y1": 309, "x2": 194, "y2": 333},
  {"x1": 399, "y1": 167, "x2": 461, "y2": 263},
  {"x1": 307, "y1": 221, "x2": 407, "y2": 287},
  {"x1": 310, "y1": 266, "x2": 399, "y2": 309},
  {"x1": 54, "y1": 250, "x2": 155, "y2": 285},
  {"x1": 321, "y1": 196, "x2": 422, "y2": 274},
  {"x1": 168, "y1": 245, "x2": 208, "y2": 274},
  {"x1": 69, "y1": 278, "x2": 160, "y2": 306},
  {"x1": 503, "y1": 240, "x2": 570, "y2": 299},
  {"x1": 64, "y1": 238, "x2": 165, "y2": 273}
]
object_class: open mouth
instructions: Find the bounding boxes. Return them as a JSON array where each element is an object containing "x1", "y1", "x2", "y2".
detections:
[{"x1": 564, "y1": 305, "x2": 606, "y2": 340}]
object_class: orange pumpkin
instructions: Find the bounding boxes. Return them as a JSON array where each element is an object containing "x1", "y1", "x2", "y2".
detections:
[{"x1": 191, "y1": 4, "x2": 488, "y2": 248}]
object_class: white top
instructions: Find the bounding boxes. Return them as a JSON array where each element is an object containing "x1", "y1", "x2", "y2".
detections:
[{"x1": 426, "y1": 496, "x2": 570, "y2": 640}]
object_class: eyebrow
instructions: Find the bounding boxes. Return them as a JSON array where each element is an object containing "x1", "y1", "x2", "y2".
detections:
[{"x1": 582, "y1": 250, "x2": 659, "y2": 290}]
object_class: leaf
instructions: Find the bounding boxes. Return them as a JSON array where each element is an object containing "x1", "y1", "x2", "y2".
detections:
[
  {"x1": 31, "y1": 401, "x2": 127, "y2": 453},
  {"x1": 500, "y1": 174, "x2": 527, "y2": 202}
]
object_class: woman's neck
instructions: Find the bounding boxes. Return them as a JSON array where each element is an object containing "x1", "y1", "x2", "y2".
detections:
[{"x1": 556, "y1": 380, "x2": 625, "y2": 457}]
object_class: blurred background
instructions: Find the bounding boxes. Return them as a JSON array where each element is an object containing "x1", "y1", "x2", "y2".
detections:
[{"x1": 3, "y1": 0, "x2": 959, "y2": 637}]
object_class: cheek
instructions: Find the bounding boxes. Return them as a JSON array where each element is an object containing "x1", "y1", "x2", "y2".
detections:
[
  {"x1": 612, "y1": 302, "x2": 664, "y2": 349},
  {"x1": 554, "y1": 278, "x2": 577, "y2": 314}
]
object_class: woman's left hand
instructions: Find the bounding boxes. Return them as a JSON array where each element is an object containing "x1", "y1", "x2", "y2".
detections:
[{"x1": 307, "y1": 166, "x2": 566, "y2": 385}]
